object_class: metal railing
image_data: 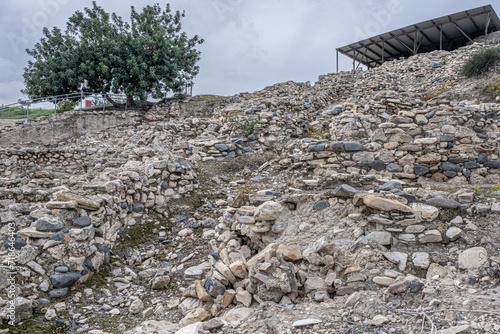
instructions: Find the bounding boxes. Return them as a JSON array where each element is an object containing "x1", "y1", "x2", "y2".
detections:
[{"x1": 0, "y1": 92, "x2": 130, "y2": 122}]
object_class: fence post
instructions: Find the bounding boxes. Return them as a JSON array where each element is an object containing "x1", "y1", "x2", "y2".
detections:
[
  {"x1": 80, "y1": 90, "x2": 83, "y2": 111},
  {"x1": 26, "y1": 104, "x2": 29, "y2": 123},
  {"x1": 125, "y1": 97, "x2": 128, "y2": 113},
  {"x1": 54, "y1": 97, "x2": 57, "y2": 116}
]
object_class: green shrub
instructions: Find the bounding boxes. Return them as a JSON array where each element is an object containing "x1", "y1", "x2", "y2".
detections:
[
  {"x1": 57, "y1": 99, "x2": 79, "y2": 111},
  {"x1": 485, "y1": 77, "x2": 500, "y2": 97},
  {"x1": 460, "y1": 46, "x2": 500, "y2": 77},
  {"x1": 230, "y1": 115, "x2": 266, "y2": 136}
]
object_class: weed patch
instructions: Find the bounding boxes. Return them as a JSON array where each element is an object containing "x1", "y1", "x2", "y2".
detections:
[{"x1": 460, "y1": 46, "x2": 500, "y2": 77}]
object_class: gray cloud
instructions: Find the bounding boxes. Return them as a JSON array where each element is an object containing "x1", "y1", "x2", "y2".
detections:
[{"x1": 0, "y1": 0, "x2": 495, "y2": 105}]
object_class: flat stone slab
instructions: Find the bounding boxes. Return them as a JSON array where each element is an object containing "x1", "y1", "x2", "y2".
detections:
[
  {"x1": 426, "y1": 197, "x2": 460, "y2": 209},
  {"x1": 17, "y1": 227, "x2": 52, "y2": 239},
  {"x1": 292, "y1": 319, "x2": 323, "y2": 327},
  {"x1": 73, "y1": 216, "x2": 91, "y2": 228}
]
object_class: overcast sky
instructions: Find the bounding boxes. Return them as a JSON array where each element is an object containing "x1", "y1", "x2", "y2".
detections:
[{"x1": 0, "y1": 0, "x2": 496, "y2": 105}]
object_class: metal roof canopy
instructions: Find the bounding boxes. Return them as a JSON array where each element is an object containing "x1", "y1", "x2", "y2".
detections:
[{"x1": 336, "y1": 5, "x2": 500, "y2": 71}]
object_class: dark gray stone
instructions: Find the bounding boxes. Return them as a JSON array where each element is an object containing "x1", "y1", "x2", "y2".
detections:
[
  {"x1": 35, "y1": 217, "x2": 65, "y2": 232},
  {"x1": 37, "y1": 298, "x2": 50, "y2": 304},
  {"x1": 426, "y1": 197, "x2": 460, "y2": 209},
  {"x1": 205, "y1": 277, "x2": 226, "y2": 297},
  {"x1": 50, "y1": 232, "x2": 64, "y2": 242},
  {"x1": 313, "y1": 200, "x2": 330, "y2": 211},
  {"x1": 132, "y1": 203, "x2": 145, "y2": 213},
  {"x1": 50, "y1": 272, "x2": 82, "y2": 288},
  {"x1": 463, "y1": 170, "x2": 471, "y2": 178},
  {"x1": 477, "y1": 154, "x2": 488, "y2": 164},
  {"x1": 214, "y1": 144, "x2": 228, "y2": 152},
  {"x1": 439, "y1": 134, "x2": 456, "y2": 142},
  {"x1": 425, "y1": 110, "x2": 436, "y2": 119},
  {"x1": 84, "y1": 259, "x2": 94, "y2": 270},
  {"x1": 331, "y1": 184, "x2": 358, "y2": 198},
  {"x1": 55, "y1": 266, "x2": 69, "y2": 273},
  {"x1": 386, "y1": 163, "x2": 403, "y2": 172},
  {"x1": 358, "y1": 160, "x2": 386, "y2": 171},
  {"x1": 439, "y1": 162, "x2": 462, "y2": 172},
  {"x1": 344, "y1": 142, "x2": 365, "y2": 152},
  {"x1": 94, "y1": 228, "x2": 103, "y2": 237},
  {"x1": 98, "y1": 244, "x2": 110, "y2": 252},
  {"x1": 463, "y1": 161, "x2": 480, "y2": 169},
  {"x1": 444, "y1": 171, "x2": 457, "y2": 178},
  {"x1": 485, "y1": 161, "x2": 500, "y2": 169},
  {"x1": 62, "y1": 226, "x2": 72, "y2": 233},
  {"x1": 161, "y1": 181, "x2": 169, "y2": 190},
  {"x1": 4, "y1": 237, "x2": 26, "y2": 250},
  {"x1": 226, "y1": 151, "x2": 236, "y2": 158},
  {"x1": 448, "y1": 158, "x2": 468, "y2": 164},
  {"x1": 395, "y1": 193, "x2": 417, "y2": 203},
  {"x1": 48, "y1": 288, "x2": 69, "y2": 298},
  {"x1": 73, "y1": 217, "x2": 91, "y2": 228},
  {"x1": 329, "y1": 141, "x2": 344, "y2": 152},
  {"x1": 377, "y1": 181, "x2": 402, "y2": 192},
  {"x1": 409, "y1": 281, "x2": 424, "y2": 293},
  {"x1": 414, "y1": 165, "x2": 430, "y2": 176},
  {"x1": 307, "y1": 144, "x2": 326, "y2": 152}
]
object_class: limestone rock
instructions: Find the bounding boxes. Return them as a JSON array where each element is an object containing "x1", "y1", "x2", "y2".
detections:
[
  {"x1": 418, "y1": 230, "x2": 442, "y2": 244},
  {"x1": 458, "y1": 247, "x2": 488, "y2": 269},
  {"x1": 229, "y1": 261, "x2": 248, "y2": 279},
  {"x1": 412, "y1": 252, "x2": 430, "y2": 269},
  {"x1": 364, "y1": 195, "x2": 412, "y2": 213},
  {"x1": 180, "y1": 308, "x2": 210, "y2": 326},
  {"x1": 277, "y1": 244, "x2": 303, "y2": 261},
  {"x1": 129, "y1": 299, "x2": 144, "y2": 315},
  {"x1": 411, "y1": 203, "x2": 439, "y2": 222},
  {"x1": 254, "y1": 201, "x2": 283, "y2": 221},
  {"x1": 292, "y1": 319, "x2": 322, "y2": 327},
  {"x1": 373, "y1": 276, "x2": 394, "y2": 286}
]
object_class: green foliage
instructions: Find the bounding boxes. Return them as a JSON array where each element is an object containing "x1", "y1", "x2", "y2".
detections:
[
  {"x1": 116, "y1": 221, "x2": 158, "y2": 250},
  {"x1": 0, "y1": 107, "x2": 56, "y2": 119},
  {"x1": 485, "y1": 77, "x2": 500, "y2": 97},
  {"x1": 473, "y1": 183, "x2": 500, "y2": 193},
  {"x1": 83, "y1": 263, "x2": 112, "y2": 288},
  {"x1": 165, "y1": 282, "x2": 176, "y2": 291},
  {"x1": 23, "y1": 1, "x2": 204, "y2": 107},
  {"x1": 230, "y1": 116, "x2": 266, "y2": 136},
  {"x1": 191, "y1": 94, "x2": 228, "y2": 102},
  {"x1": 58, "y1": 99, "x2": 79, "y2": 111},
  {"x1": 460, "y1": 46, "x2": 500, "y2": 77},
  {"x1": 305, "y1": 125, "x2": 328, "y2": 139}
]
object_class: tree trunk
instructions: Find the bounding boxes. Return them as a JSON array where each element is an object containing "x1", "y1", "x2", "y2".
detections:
[{"x1": 104, "y1": 93, "x2": 125, "y2": 109}]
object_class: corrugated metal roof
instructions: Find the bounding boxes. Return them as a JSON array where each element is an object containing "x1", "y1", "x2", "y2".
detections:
[{"x1": 336, "y1": 5, "x2": 500, "y2": 68}]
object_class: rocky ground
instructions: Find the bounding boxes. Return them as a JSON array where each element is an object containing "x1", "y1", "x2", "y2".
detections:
[{"x1": 1, "y1": 36, "x2": 500, "y2": 334}]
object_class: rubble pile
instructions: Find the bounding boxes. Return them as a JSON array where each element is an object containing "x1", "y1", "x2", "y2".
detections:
[{"x1": 0, "y1": 39, "x2": 500, "y2": 333}]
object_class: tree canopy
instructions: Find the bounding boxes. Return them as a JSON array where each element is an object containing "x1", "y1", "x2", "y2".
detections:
[{"x1": 22, "y1": 2, "x2": 204, "y2": 107}]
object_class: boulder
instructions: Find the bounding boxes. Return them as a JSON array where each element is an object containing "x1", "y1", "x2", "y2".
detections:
[
  {"x1": 254, "y1": 201, "x2": 283, "y2": 221},
  {"x1": 411, "y1": 203, "x2": 439, "y2": 222},
  {"x1": 458, "y1": 247, "x2": 488, "y2": 269},
  {"x1": 277, "y1": 244, "x2": 303, "y2": 261}
]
